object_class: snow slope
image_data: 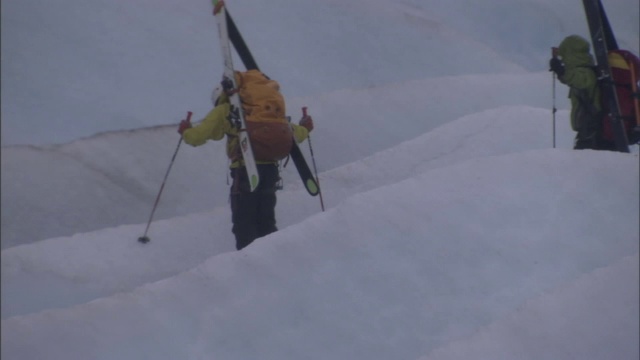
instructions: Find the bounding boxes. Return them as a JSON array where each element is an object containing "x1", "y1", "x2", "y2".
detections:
[
  {"x1": 2, "y1": 142, "x2": 638, "y2": 359},
  {"x1": 0, "y1": 105, "x2": 582, "y2": 318},
  {"x1": 2, "y1": 72, "x2": 557, "y2": 248}
]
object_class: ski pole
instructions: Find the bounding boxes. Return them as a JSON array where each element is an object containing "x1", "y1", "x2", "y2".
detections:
[
  {"x1": 302, "y1": 106, "x2": 325, "y2": 212},
  {"x1": 552, "y1": 73, "x2": 557, "y2": 148},
  {"x1": 551, "y1": 47, "x2": 558, "y2": 148},
  {"x1": 138, "y1": 111, "x2": 192, "y2": 244}
]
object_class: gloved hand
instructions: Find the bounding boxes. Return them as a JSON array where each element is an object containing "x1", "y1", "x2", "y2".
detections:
[
  {"x1": 177, "y1": 119, "x2": 192, "y2": 135},
  {"x1": 299, "y1": 116, "x2": 314, "y2": 132},
  {"x1": 549, "y1": 57, "x2": 565, "y2": 78}
]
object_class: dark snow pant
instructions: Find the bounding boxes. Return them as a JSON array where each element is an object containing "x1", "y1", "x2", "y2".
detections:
[
  {"x1": 230, "y1": 164, "x2": 279, "y2": 250},
  {"x1": 572, "y1": 110, "x2": 618, "y2": 151},
  {"x1": 574, "y1": 128, "x2": 616, "y2": 151},
  {"x1": 574, "y1": 129, "x2": 599, "y2": 150}
]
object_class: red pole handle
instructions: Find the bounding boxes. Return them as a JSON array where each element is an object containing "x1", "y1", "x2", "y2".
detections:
[
  {"x1": 302, "y1": 106, "x2": 308, "y2": 118},
  {"x1": 186, "y1": 111, "x2": 193, "y2": 123}
]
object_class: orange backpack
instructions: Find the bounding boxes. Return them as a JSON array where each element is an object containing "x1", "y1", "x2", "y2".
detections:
[{"x1": 234, "y1": 70, "x2": 293, "y2": 162}]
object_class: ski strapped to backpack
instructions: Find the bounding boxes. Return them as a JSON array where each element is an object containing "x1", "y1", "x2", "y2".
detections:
[
  {"x1": 213, "y1": 0, "x2": 320, "y2": 196},
  {"x1": 213, "y1": 0, "x2": 260, "y2": 191},
  {"x1": 581, "y1": 0, "x2": 636, "y2": 152}
]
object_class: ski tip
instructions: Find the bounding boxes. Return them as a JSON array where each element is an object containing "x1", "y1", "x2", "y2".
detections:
[
  {"x1": 213, "y1": 0, "x2": 225, "y2": 15},
  {"x1": 306, "y1": 179, "x2": 319, "y2": 196}
]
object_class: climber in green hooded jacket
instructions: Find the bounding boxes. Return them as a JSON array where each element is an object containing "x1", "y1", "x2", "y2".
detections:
[{"x1": 550, "y1": 35, "x2": 612, "y2": 150}]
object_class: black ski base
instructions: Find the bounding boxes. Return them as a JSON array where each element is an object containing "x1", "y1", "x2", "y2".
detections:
[{"x1": 290, "y1": 143, "x2": 320, "y2": 196}]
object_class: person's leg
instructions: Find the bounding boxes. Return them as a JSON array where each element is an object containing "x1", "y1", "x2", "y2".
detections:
[
  {"x1": 256, "y1": 192, "x2": 278, "y2": 238},
  {"x1": 256, "y1": 164, "x2": 279, "y2": 238},
  {"x1": 574, "y1": 128, "x2": 598, "y2": 150},
  {"x1": 229, "y1": 168, "x2": 259, "y2": 250}
]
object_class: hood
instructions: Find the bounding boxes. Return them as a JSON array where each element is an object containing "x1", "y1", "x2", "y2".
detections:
[{"x1": 557, "y1": 35, "x2": 595, "y2": 68}]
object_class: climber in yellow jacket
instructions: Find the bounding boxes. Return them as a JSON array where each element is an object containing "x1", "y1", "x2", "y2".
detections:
[{"x1": 178, "y1": 82, "x2": 314, "y2": 251}]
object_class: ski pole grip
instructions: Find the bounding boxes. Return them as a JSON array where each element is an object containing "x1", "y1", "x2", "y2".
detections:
[
  {"x1": 302, "y1": 106, "x2": 308, "y2": 117},
  {"x1": 186, "y1": 111, "x2": 193, "y2": 123},
  {"x1": 551, "y1": 47, "x2": 558, "y2": 58}
]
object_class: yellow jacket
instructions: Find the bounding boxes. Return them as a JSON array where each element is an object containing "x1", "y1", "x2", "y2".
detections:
[{"x1": 182, "y1": 96, "x2": 310, "y2": 168}]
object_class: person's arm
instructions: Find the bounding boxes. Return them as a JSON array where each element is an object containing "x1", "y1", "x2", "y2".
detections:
[
  {"x1": 292, "y1": 115, "x2": 314, "y2": 143},
  {"x1": 183, "y1": 103, "x2": 231, "y2": 146},
  {"x1": 291, "y1": 124, "x2": 309, "y2": 143}
]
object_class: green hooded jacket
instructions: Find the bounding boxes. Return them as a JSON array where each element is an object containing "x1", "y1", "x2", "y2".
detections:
[{"x1": 556, "y1": 35, "x2": 601, "y2": 131}]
